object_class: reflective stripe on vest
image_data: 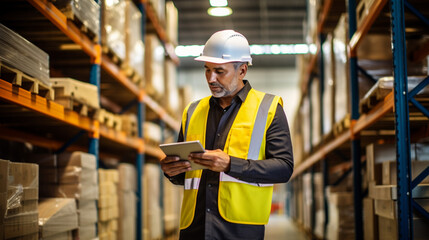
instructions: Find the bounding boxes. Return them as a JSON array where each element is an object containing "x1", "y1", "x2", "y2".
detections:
[
  {"x1": 184, "y1": 177, "x2": 201, "y2": 190},
  {"x1": 247, "y1": 93, "x2": 275, "y2": 160},
  {"x1": 179, "y1": 89, "x2": 282, "y2": 229},
  {"x1": 219, "y1": 172, "x2": 274, "y2": 187}
]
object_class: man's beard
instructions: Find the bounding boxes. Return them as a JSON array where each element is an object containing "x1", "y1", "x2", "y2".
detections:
[{"x1": 209, "y1": 82, "x2": 234, "y2": 98}]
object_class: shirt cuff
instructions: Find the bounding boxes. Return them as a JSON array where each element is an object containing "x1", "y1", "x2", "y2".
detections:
[{"x1": 227, "y1": 156, "x2": 246, "y2": 176}]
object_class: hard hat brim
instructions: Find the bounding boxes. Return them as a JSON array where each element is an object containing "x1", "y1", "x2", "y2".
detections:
[{"x1": 194, "y1": 55, "x2": 252, "y2": 66}]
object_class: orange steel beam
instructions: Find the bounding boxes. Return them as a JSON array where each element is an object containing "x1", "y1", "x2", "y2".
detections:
[
  {"x1": 291, "y1": 130, "x2": 351, "y2": 179},
  {"x1": 142, "y1": 94, "x2": 181, "y2": 131},
  {"x1": 99, "y1": 125, "x2": 143, "y2": 151},
  {"x1": 317, "y1": 0, "x2": 333, "y2": 33},
  {"x1": 26, "y1": 0, "x2": 97, "y2": 59},
  {"x1": 349, "y1": 0, "x2": 388, "y2": 57},
  {"x1": 353, "y1": 91, "x2": 394, "y2": 134},
  {"x1": 140, "y1": 0, "x2": 180, "y2": 65},
  {"x1": 0, "y1": 79, "x2": 96, "y2": 132},
  {"x1": 300, "y1": 50, "x2": 319, "y2": 95}
]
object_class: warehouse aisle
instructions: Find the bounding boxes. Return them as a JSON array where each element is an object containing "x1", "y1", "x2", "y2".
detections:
[{"x1": 265, "y1": 215, "x2": 308, "y2": 240}]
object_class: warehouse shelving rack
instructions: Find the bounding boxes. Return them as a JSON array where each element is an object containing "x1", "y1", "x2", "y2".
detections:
[
  {"x1": 0, "y1": 0, "x2": 180, "y2": 239},
  {"x1": 291, "y1": 0, "x2": 429, "y2": 239}
]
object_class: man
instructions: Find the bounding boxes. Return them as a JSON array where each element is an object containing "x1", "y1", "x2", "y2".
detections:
[{"x1": 160, "y1": 30, "x2": 294, "y2": 240}]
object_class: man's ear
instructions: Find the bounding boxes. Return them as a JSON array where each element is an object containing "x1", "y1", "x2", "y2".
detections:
[{"x1": 239, "y1": 64, "x2": 248, "y2": 79}]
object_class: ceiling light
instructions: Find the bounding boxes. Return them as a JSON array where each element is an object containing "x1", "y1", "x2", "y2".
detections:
[
  {"x1": 210, "y1": 0, "x2": 228, "y2": 7},
  {"x1": 208, "y1": 7, "x2": 232, "y2": 17}
]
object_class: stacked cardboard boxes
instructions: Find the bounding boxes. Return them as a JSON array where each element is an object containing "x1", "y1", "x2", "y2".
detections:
[
  {"x1": 145, "y1": 34, "x2": 165, "y2": 100},
  {"x1": 143, "y1": 163, "x2": 162, "y2": 240},
  {"x1": 37, "y1": 152, "x2": 98, "y2": 240},
  {"x1": 163, "y1": 177, "x2": 182, "y2": 238},
  {"x1": 326, "y1": 189, "x2": 355, "y2": 240},
  {"x1": 118, "y1": 163, "x2": 137, "y2": 240},
  {"x1": 98, "y1": 169, "x2": 120, "y2": 240},
  {"x1": 365, "y1": 143, "x2": 429, "y2": 240},
  {"x1": 1, "y1": 159, "x2": 39, "y2": 240},
  {"x1": 38, "y1": 198, "x2": 78, "y2": 239}
]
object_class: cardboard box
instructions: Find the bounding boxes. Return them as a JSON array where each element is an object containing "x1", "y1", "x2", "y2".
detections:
[
  {"x1": 382, "y1": 161, "x2": 429, "y2": 185},
  {"x1": 99, "y1": 194, "x2": 118, "y2": 208},
  {"x1": 9, "y1": 162, "x2": 39, "y2": 188},
  {"x1": 43, "y1": 231, "x2": 73, "y2": 240},
  {"x1": 366, "y1": 143, "x2": 396, "y2": 184},
  {"x1": 76, "y1": 224, "x2": 97, "y2": 240},
  {"x1": 164, "y1": 59, "x2": 180, "y2": 116},
  {"x1": 40, "y1": 166, "x2": 97, "y2": 184},
  {"x1": 40, "y1": 183, "x2": 98, "y2": 200},
  {"x1": 5, "y1": 200, "x2": 38, "y2": 217},
  {"x1": 378, "y1": 215, "x2": 429, "y2": 240},
  {"x1": 57, "y1": 152, "x2": 97, "y2": 170},
  {"x1": 99, "y1": 182, "x2": 118, "y2": 196},
  {"x1": 99, "y1": 206, "x2": 119, "y2": 222},
  {"x1": 77, "y1": 200, "x2": 98, "y2": 224},
  {"x1": 99, "y1": 169, "x2": 119, "y2": 183},
  {"x1": 12, "y1": 233, "x2": 39, "y2": 240},
  {"x1": 375, "y1": 198, "x2": 429, "y2": 219},
  {"x1": 363, "y1": 198, "x2": 378, "y2": 240},
  {"x1": 4, "y1": 212, "x2": 39, "y2": 239},
  {"x1": 118, "y1": 163, "x2": 137, "y2": 191},
  {"x1": 144, "y1": 34, "x2": 165, "y2": 99},
  {"x1": 125, "y1": 1, "x2": 144, "y2": 80},
  {"x1": 38, "y1": 198, "x2": 78, "y2": 238}
]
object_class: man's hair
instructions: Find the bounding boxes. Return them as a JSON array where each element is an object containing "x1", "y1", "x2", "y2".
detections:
[{"x1": 232, "y1": 62, "x2": 248, "y2": 70}]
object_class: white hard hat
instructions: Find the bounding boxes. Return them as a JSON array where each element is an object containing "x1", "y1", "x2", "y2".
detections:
[{"x1": 195, "y1": 30, "x2": 252, "y2": 66}]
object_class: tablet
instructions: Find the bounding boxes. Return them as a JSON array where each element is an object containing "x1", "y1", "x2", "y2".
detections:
[{"x1": 159, "y1": 140, "x2": 207, "y2": 170}]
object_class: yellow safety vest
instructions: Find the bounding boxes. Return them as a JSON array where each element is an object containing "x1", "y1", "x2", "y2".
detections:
[{"x1": 179, "y1": 88, "x2": 283, "y2": 229}]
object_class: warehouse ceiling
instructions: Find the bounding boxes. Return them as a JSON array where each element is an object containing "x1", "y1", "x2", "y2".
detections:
[{"x1": 171, "y1": 0, "x2": 307, "y2": 69}]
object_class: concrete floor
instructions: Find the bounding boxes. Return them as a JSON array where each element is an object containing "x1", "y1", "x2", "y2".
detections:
[{"x1": 265, "y1": 215, "x2": 308, "y2": 240}]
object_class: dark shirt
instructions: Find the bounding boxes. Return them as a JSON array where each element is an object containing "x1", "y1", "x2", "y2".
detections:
[{"x1": 168, "y1": 81, "x2": 294, "y2": 240}]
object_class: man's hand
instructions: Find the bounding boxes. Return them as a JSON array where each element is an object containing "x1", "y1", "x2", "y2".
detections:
[
  {"x1": 189, "y1": 149, "x2": 231, "y2": 172},
  {"x1": 160, "y1": 156, "x2": 191, "y2": 177}
]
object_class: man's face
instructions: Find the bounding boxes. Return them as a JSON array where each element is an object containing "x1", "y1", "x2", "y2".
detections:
[{"x1": 204, "y1": 62, "x2": 245, "y2": 98}]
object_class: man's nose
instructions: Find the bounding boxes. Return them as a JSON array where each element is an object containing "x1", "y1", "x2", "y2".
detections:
[{"x1": 207, "y1": 72, "x2": 217, "y2": 83}]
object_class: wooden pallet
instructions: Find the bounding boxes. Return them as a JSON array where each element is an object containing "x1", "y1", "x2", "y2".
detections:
[
  {"x1": 360, "y1": 85, "x2": 391, "y2": 113},
  {"x1": 97, "y1": 109, "x2": 122, "y2": 131},
  {"x1": 333, "y1": 114, "x2": 351, "y2": 136},
  {"x1": 120, "y1": 62, "x2": 143, "y2": 87},
  {"x1": 54, "y1": 97, "x2": 98, "y2": 118},
  {"x1": 102, "y1": 45, "x2": 125, "y2": 67},
  {"x1": 0, "y1": 62, "x2": 54, "y2": 100}
]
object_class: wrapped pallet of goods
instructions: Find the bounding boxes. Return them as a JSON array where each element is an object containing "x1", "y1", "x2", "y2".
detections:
[
  {"x1": 1, "y1": 159, "x2": 39, "y2": 240},
  {"x1": 98, "y1": 169, "x2": 119, "y2": 240},
  {"x1": 36, "y1": 152, "x2": 98, "y2": 240},
  {"x1": 125, "y1": 1, "x2": 145, "y2": 87},
  {"x1": 101, "y1": 0, "x2": 126, "y2": 63},
  {"x1": 310, "y1": 78, "x2": 321, "y2": 147},
  {"x1": 326, "y1": 189, "x2": 355, "y2": 240},
  {"x1": 302, "y1": 173, "x2": 313, "y2": 231},
  {"x1": 144, "y1": 121, "x2": 163, "y2": 145},
  {"x1": 322, "y1": 33, "x2": 335, "y2": 137},
  {"x1": 38, "y1": 198, "x2": 78, "y2": 240},
  {"x1": 163, "y1": 177, "x2": 182, "y2": 238},
  {"x1": 145, "y1": 34, "x2": 165, "y2": 100},
  {"x1": 164, "y1": 59, "x2": 180, "y2": 117},
  {"x1": 332, "y1": 14, "x2": 392, "y2": 135},
  {"x1": 118, "y1": 163, "x2": 137, "y2": 240},
  {"x1": 301, "y1": 96, "x2": 311, "y2": 154},
  {"x1": 50, "y1": 0, "x2": 100, "y2": 41},
  {"x1": 0, "y1": 23, "x2": 53, "y2": 99},
  {"x1": 143, "y1": 163, "x2": 162, "y2": 240},
  {"x1": 165, "y1": 1, "x2": 178, "y2": 46}
]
